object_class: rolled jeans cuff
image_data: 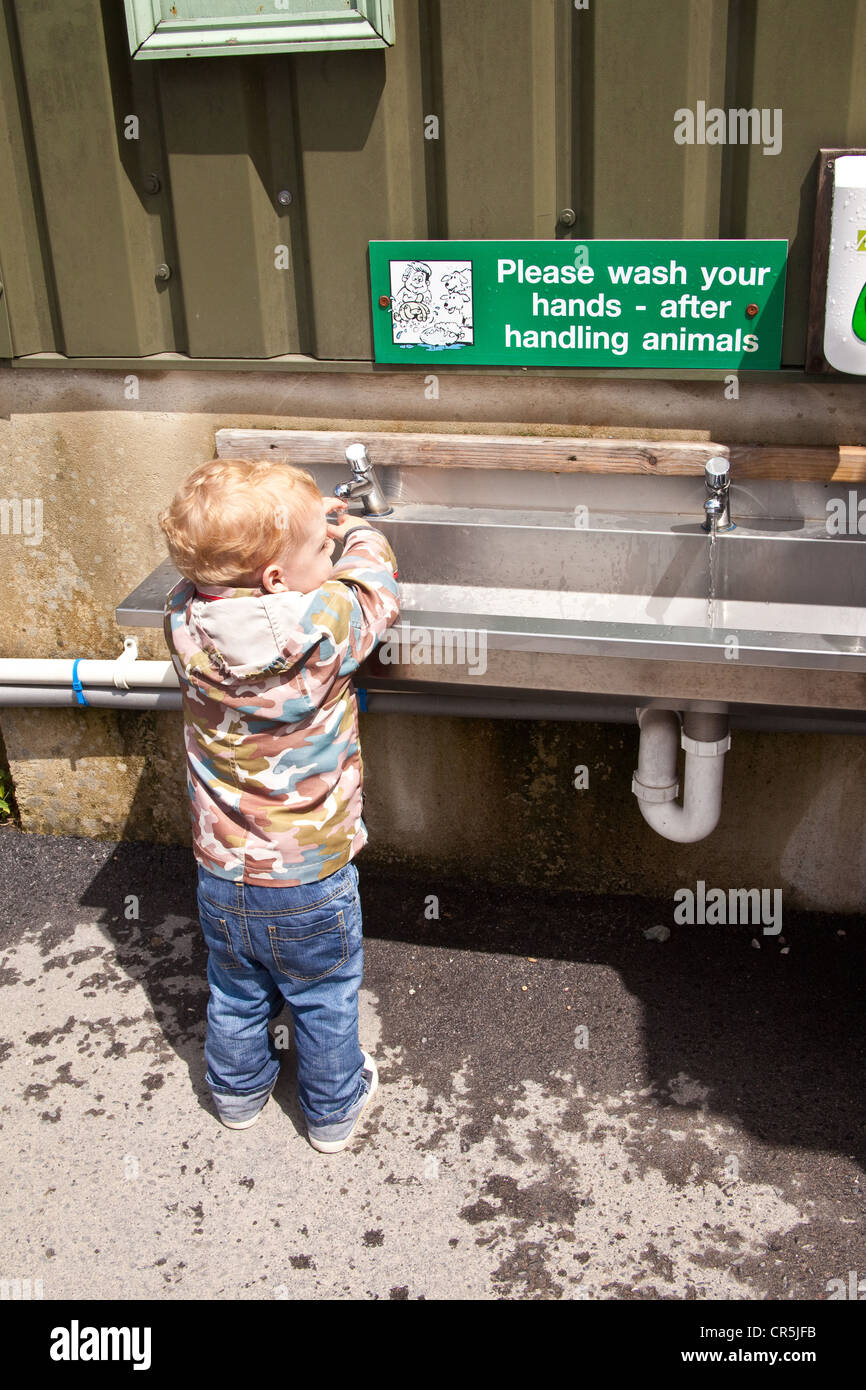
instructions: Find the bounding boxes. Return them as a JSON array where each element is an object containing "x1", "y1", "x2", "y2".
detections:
[{"x1": 208, "y1": 1077, "x2": 275, "y2": 1124}]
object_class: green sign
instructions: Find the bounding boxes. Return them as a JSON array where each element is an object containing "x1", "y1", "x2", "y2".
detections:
[{"x1": 369, "y1": 239, "x2": 787, "y2": 369}]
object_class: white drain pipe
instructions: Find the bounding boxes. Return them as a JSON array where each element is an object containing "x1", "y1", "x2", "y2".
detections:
[
  {"x1": 0, "y1": 686, "x2": 181, "y2": 708},
  {"x1": 0, "y1": 640, "x2": 180, "y2": 708},
  {"x1": 631, "y1": 707, "x2": 731, "y2": 843},
  {"x1": 0, "y1": 657, "x2": 176, "y2": 688}
]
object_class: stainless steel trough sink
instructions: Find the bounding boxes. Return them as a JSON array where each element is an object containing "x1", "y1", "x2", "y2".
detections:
[
  {"x1": 116, "y1": 471, "x2": 866, "y2": 675},
  {"x1": 370, "y1": 506, "x2": 866, "y2": 672}
]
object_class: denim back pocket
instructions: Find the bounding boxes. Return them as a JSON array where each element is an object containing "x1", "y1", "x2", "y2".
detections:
[
  {"x1": 267, "y1": 908, "x2": 349, "y2": 982},
  {"x1": 198, "y1": 896, "x2": 243, "y2": 971}
]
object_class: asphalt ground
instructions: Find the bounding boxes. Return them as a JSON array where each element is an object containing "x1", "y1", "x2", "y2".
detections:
[{"x1": 0, "y1": 826, "x2": 864, "y2": 1302}]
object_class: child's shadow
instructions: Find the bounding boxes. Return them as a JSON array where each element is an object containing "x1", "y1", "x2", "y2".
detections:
[{"x1": 80, "y1": 842, "x2": 309, "y2": 1138}]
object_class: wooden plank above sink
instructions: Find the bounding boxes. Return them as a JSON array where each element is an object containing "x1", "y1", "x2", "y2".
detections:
[{"x1": 216, "y1": 429, "x2": 866, "y2": 482}]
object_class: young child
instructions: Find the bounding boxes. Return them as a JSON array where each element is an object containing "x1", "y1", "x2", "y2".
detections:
[{"x1": 158, "y1": 456, "x2": 400, "y2": 1152}]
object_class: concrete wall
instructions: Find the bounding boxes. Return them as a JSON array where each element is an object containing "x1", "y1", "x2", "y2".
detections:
[{"x1": 2, "y1": 367, "x2": 866, "y2": 913}]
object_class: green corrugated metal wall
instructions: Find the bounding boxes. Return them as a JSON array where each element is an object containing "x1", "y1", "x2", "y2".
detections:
[{"x1": 0, "y1": 0, "x2": 864, "y2": 366}]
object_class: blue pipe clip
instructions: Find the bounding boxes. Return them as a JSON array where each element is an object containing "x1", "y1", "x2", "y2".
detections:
[{"x1": 71, "y1": 658, "x2": 89, "y2": 707}]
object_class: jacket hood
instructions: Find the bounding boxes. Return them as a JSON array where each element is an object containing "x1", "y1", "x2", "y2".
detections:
[{"x1": 171, "y1": 580, "x2": 329, "y2": 680}]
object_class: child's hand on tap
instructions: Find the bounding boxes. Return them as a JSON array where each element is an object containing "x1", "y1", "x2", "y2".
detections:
[
  {"x1": 324, "y1": 493, "x2": 350, "y2": 539},
  {"x1": 324, "y1": 494, "x2": 376, "y2": 541}
]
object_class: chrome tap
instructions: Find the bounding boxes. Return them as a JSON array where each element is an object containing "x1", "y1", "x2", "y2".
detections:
[
  {"x1": 702, "y1": 457, "x2": 734, "y2": 534},
  {"x1": 333, "y1": 443, "x2": 392, "y2": 516}
]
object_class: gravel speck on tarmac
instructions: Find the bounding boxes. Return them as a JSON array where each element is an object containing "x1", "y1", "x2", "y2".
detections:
[{"x1": 0, "y1": 827, "x2": 864, "y2": 1301}]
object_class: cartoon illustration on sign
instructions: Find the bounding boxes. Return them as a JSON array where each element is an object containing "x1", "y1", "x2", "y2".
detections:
[{"x1": 388, "y1": 258, "x2": 474, "y2": 347}]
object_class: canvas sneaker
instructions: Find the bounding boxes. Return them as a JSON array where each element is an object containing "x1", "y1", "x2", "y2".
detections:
[{"x1": 307, "y1": 1053, "x2": 379, "y2": 1153}]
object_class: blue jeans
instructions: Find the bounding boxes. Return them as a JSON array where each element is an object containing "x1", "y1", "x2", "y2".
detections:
[{"x1": 195, "y1": 860, "x2": 367, "y2": 1130}]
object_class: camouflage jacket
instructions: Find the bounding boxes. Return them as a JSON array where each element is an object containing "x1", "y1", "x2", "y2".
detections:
[{"x1": 163, "y1": 524, "x2": 400, "y2": 886}]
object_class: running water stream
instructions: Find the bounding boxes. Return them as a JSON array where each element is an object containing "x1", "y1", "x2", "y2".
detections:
[{"x1": 706, "y1": 527, "x2": 717, "y2": 629}]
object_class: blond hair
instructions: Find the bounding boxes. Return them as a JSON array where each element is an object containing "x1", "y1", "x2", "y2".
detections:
[{"x1": 158, "y1": 457, "x2": 322, "y2": 585}]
